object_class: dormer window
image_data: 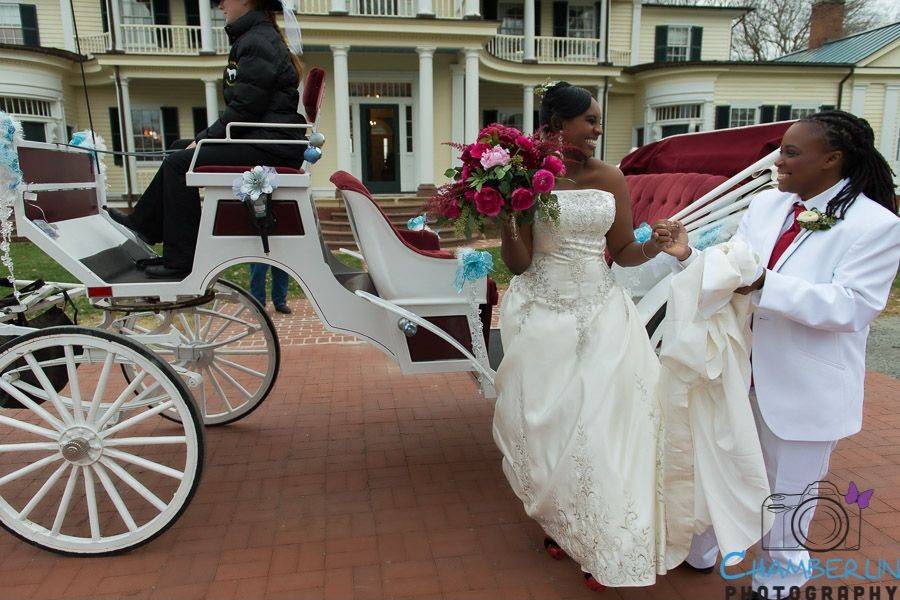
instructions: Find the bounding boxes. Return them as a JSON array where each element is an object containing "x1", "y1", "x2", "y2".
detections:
[{"x1": 654, "y1": 25, "x2": 703, "y2": 62}]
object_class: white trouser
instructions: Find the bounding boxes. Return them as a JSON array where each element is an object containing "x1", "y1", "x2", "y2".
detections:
[{"x1": 685, "y1": 391, "x2": 838, "y2": 590}]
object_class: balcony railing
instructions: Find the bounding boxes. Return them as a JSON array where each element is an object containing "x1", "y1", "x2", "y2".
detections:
[
  {"x1": 75, "y1": 32, "x2": 111, "y2": 54},
  {"x1": 608, "y1": 48, "x2": 631, "y2": 66},
  {"x1": 297, "y1": 0, "x2": 463, "y2": 18},
  {"x1": 487, "y1": 34, "x2": 606, "y2": 65},
  {"x1": 120, "y1": 24, "x2": 202, "y2": 54}
]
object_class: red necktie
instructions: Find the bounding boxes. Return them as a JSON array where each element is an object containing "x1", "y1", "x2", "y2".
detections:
[{"x1": 766, "y1": 203, "x2": 805, "y2": 270}]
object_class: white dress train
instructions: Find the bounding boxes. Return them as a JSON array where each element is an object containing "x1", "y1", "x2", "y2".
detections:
[{"x1": 492, "y1": 189, "x2": 677, "y2": 587}]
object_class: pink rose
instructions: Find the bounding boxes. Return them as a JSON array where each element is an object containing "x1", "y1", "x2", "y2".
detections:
[
  {"x1": 532, "y1": 169, "x2": 555, "y2": 194},
  {"x1": 474, "y1": 187, "x2": 504, "y2": 217},
  {"x1": 542, "y1": 155, "x2": 566, "y2": 176},
  {"x1": 480, "y1": 145, "x2": 511, "y2": 169},
  {"x1": 510, "y1": 188, "x2": 535, "y2": 212}
]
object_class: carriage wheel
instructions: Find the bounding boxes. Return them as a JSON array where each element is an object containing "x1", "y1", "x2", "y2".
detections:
[
  {"x1": 117, "y1": 279, "x2": 280, "y2": 426},
  {"x1": 0, "y1": 327, "x2": 203, "y2": 555}
]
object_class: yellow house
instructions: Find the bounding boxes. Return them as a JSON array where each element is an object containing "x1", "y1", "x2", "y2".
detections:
[{"x1": 1, "y1": 0, "x2": 898, "y2": 202}]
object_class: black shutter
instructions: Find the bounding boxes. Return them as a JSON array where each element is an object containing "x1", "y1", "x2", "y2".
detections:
[
  {"x1": 483, "y1": 0, "x2": 497, "y2": 20},
  {"x1": 192, "y1": 107, "x2": 207, "y2": 135},
  {"x1": 534, "y1": 1, "x2": 541, "y2": 36},
  {"x1": 689, "y1": 26, "x2": 702, "y2": 61},
  {"x1": 636, "y1": 127, "x2": 644, "y2": 147},
  {"x1": 151, "y1": 0, "x2": 170, "y2": 24},
  {"x1": 714, "y1": 105, "x2": 730, "y2": 130},
  {"x1": 594, "y1": 1, "x2": 601, "y2": 39},
  {"x1": 759, "y1": 105, "x2": 775, "y2": 123},
  {"x1": 19, "y1": 5, "x2": 39, "y2": 47},
  {"x1": 654, "y1": 25, "x2": 667, "y2": 62},
  {"x1": 776, "y1": 105, "x2": 792, "y2": 121},
  {"x1": 100, "y1": 0, "x2": 109, "y2": 33},
  {"x1": 482, "y1": 109, "x2": 498, "y2": 128},
  {"x1": 109, "y1": 107, "x2": 123, "y2": 167},
  {"x1": 161, "y1": 107, "x2": 179, "y2": 149},
  {"x1": 185, "y1": 0, "x2": 199, "y2": 26},
  {"x1": 533, "y1": 110, "x2": 539, "y2": 131},
  {"x1": 819, "y1": 104, "x2": 835, "y2": 111},
  {"x1": 552, "y1": 1, "x2": 567, "y2": 37}
]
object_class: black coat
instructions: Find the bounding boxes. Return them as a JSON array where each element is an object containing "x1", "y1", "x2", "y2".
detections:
[{"x1": 195, "y1": 10, "x2": 305, "y2": 162}]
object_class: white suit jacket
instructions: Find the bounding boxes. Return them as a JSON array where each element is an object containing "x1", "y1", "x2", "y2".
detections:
[{"x1": 677, "y1": 181, "x2": 900, "y2": 441}]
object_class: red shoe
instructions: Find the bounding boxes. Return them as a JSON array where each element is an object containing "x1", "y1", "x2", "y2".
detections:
[
  {"x1": 543, "y1": 537, "x2": 567, "y2": 560},
  {"x1": 584, "y1": 573, "x2": 606, "y2": 593}
]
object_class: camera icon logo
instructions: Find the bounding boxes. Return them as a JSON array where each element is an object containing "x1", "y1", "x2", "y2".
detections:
[{"x1": 761, "y1": 480, "x2": 868, "y2": 552}]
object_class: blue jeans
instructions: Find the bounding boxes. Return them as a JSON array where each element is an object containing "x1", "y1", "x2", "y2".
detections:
[{"x1": 249, "y1": 264, "x2": 288, "y2": 307}]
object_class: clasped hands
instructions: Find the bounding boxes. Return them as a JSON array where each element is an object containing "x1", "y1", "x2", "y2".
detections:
[{"x1": 650, "y1": 220, "x2": 764, "y2": 295}]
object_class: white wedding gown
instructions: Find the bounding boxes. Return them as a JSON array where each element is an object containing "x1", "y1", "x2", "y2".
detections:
[{"x1": 492, "y1": 188, "x2": 670, "y2": 587}]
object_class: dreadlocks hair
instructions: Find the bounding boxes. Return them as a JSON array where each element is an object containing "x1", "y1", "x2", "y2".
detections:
[{"x1": 800, "y1": 110, "x2": 897, "y2": 219}]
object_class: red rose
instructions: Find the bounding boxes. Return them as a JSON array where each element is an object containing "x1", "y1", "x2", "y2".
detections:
[
  {"x1": 469, "y1": 143, "x2": 489, "y2": 160},
  {"x1": 532, "y1": 169, "x2": 555, "y2": 194},
  {"x1": 474, "y1": 187, "x2": 504, "y2": 217},
  {"x1": 442, "y1": 201, "x2": 461, "y2": 219},
  {"x1": 516, "y1": 135, "x2": 534, "y2": 151},
  {"x1": 542, "y1": 155, "x2": 566, "y2": 176},
  {"x1": 510, "y1": 188, "x2": 535, "y2": 211}
]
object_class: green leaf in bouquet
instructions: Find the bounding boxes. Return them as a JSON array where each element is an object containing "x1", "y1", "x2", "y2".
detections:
[
  {"x1": 499, "y1": 180, "x2": 511, "y2": 196},
  {"x1": 444, "y1": 168, "x2": 458, "y2": 179}
]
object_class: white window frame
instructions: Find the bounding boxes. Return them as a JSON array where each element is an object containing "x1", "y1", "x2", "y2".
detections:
[
  {"x1": 122, "y1": 0, "x2": 154, "y2": 25},
  {"x1": 664, "y1": 24, "x2": 695, "y2": 63},
  {"x1": 131, "y1": 107, "x2": 165, "y2": 164},
  {"x1": 729, "y1": 106, "x2": 758, "y2": 128},
  {"x1": 789, "y1": 105, "x2": 818, "y2": 120},
  {"x1": 649, "y1": 102, "x2": 703, "y2": 140},
  {"x1": 0, "y1": 2, "x2": 23, "y2": 45},
  {"x1": 497, "y1": 2, "x2": 524, "y2": 36},
  {"x1": 567, "y1": 1, "x2": 597, "y2": 39}
]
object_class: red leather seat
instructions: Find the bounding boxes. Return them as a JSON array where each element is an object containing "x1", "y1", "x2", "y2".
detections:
[
  {"x1": 626, "y1": 172, "x2": 728, "y2": 227},
  {"x1": 194, "y1": 165, "x2": 304, "y2": 174}
]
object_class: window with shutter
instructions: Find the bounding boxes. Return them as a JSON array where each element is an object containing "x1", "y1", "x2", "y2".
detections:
[
  {"x1": 689, "y1": 26, "x2": 702, "y2": 61},
  {"x1": 161, "y1": 106, "x2": 179, "y2": 150},
  {"x1": 776, "y1": 105, "x2": 792, "y2": 121},
  {"x1": 714, "y1": 105, "x2": 730, "y2": 130},
  {"x1": 109, "y1": 107, "x2": 123, "y2": 167},
  {"x1": 729, "y1": 107, "x2": 757, "y2": 127},
  {"x1": 654, "y1": 25, "x2": 667, "y2": 62},
  {"x1": 664, "y1": 25, "x2": 689, "y2": 61},
  {"x1": 759, "y1": 105, "x2": 775, "y2": 123},
  {"x1": 19, "y1": 5, "x2": 39, "y2": 46},
  {"x1": 132, "y1": 108, "x2": 164, "y2": 162},
  {"x1": 497, "y1": 3, "x2": 524, "y2": 35}
]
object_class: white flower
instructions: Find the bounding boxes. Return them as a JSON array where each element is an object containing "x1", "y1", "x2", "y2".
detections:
[
  {"x1": 236, "y1": 166, "x2": 278, "y2": 201},
  {"x1": 797, "y1": 210, "x2": 820, "y2": 224}
]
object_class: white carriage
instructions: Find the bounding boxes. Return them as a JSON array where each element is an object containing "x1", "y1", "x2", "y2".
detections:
[{"x1": 0, "y1": 67, "x2": 792, "y2": 554}]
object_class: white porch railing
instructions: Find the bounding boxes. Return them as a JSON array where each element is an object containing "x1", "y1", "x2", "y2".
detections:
[
  {"x1": 120, "y1": 24, "x2": 202, "y2": 54},
  {"x1": 76, "y1": 32, "x2": 111, "y2": 54},
  {"x1": 351, "y1": 0, "x2": 416, "y2": 17},
  {"x1": 297, "y1": 0, "x2": 330, "y2": 13},
  {"x1": 608, "y1": 48, "x2": 630, "y2": 66},
  {"x1": 434, "y1": 0, "x2": 463, "y2": 18},
  {"x1": 487, "y1": 34, "x2": 605, "y2": 65},
  {"x1": 214, "y1": 28, "x2": 229, "y2": 53}
]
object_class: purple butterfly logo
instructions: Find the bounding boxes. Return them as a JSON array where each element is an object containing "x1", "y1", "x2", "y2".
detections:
[{"x1": 844, "y1": 481, "x2": 874, "y2": 509}]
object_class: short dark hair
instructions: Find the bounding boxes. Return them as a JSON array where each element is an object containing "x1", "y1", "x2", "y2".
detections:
[
  {"x1": 538, "y1": 82, "x2": 593, "y2": 131},
  {"x1": 800, "y1": 110, "x2": 897, "y2": 218}
]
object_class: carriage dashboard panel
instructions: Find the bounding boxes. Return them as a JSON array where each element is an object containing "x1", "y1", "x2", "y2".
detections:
[{"x1": 212, "y1": 200, "x2": 305, "y2": 236}]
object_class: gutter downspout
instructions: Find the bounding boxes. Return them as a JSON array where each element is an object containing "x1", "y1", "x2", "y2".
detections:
[
  {"x1": 837, "y1": 66, "x2": 854, "y2": 110},
  {"x1": 601, "y1": 75, "x2": 609, "y2": 161},
  {"x1": 113, "y1": 66, "x2": 133, "y2": 202}
]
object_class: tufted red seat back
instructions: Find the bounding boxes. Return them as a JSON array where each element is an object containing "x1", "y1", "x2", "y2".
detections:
[
  {"x1": 625, "y1": 172, "x2": 728, "y2": 227},
  {"x1": 302, "y1": 67, "x2": 326, "y2": 124}
]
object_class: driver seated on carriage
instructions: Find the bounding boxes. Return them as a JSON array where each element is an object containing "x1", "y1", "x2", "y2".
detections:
[{"x1": 108, "y1": 0, "x2": 307, "y2": 279}]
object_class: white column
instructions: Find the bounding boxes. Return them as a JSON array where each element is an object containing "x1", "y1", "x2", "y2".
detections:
[
  {"x1": 599, "y1": 0, "x2": 608, "y2": 63},
  {"x1": 463, "y1": 0, "x2": 479, "y2": 18},
  {"x1": 464, "y1": 48, "x2": 480, "y2": 143},
  {"x1": 702, "y1": 100, "x2": 715, "y2": 131},
  {"x1": 330, "y1": 0, "x2": 348, "y2": 14},
  {"x1": 416, "y1": 47, "x2": 436, "y2": 191},
  {"x1": 524, "y1": 0, "x2": 536, "y2": 62},
  {"x1": 109, "y1": 0, "x2": 124, "y2": 51},
  {"x1": 595, "y1": 85, "x2": 604, "y2": 158},
  {"x1": 55, "y1": 99, "x2": 67, "y2": 143},
  {"x1": 417, "y1": 0, "x2": 434, "y2": 17},
  {"x1": 119, "y1": 77, "x2": 138, "y2": 194},
  {"x1": 522, "y1": 85, "x2": 535, "y2": 135},
  {"x1": 332, "y1": 45, "x2": 352, "y2": 173},
  {"x1": 60, "y1": 0, "x2": 76, "y2": 52},
  {"x1": 850, "y1": 84, "x2": 867, "y2": 117},
  {"x1": 204, "y1": 79, "x2": 219, "y2": 126},
  {"x1": 199, "y1": 0, "x2": 214, "y2": 53},
  {"x1": 630, "y1": 0, "x2": 641, "y2": 66},
  {"x1": 451, "y1": 64, "x2": 465, "y2": 166}
]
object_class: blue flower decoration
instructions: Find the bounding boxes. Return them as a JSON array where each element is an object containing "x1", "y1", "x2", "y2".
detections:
[
  {"x1": 454, "y1": 248, "x2": 493, "y2": 292},
  {"x1": 634, "y1": 221, "x2": 652, "y2": 244},
  {"x1": 695, "y1": 224, "x2": 723, "y2": 250},
  {"x1": 232, "y1": 166, "x2": 278, "y2": 201},
  {"x1": 407, "y1": 215, "x2": 426, "y2": 231}
]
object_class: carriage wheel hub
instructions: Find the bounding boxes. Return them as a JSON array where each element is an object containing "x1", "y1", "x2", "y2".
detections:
[{"x1": 59, "y1": 427, "x2": 102, "y2": 465}]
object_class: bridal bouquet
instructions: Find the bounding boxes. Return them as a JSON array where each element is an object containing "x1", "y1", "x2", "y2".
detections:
[{"x1": 428, "y1": 123, "x2": 565, "y2": 239}]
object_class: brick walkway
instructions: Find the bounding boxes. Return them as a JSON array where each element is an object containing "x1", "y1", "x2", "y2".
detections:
[{"x1": 0, "y1": 327, "x2": 898, "y2": 599}]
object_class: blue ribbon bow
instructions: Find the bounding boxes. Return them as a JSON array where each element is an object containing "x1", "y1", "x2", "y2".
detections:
[
  {"x1": 634, "y1": 222, "x2": 652, "y2": 244},
  {"x1": 407, "y1": 215, "x2": 426, "y2": 231},
  {"x1": 454, "y1": 248, "x2": 493, "y2": 292}
]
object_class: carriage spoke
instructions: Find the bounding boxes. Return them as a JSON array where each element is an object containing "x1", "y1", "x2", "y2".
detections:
[
  {"x1": 0, "y1": 378, "x2": 66, "y2": 431},
  {"x1": 206, "y1": 329, "x2": 255, "y2": 348},
  {"x1": 206, "y1": 305, "x2": 248, "y2": 344},
  {"x1": 18, "y1": 462, "x2": 69, "y2": 520},
  {"x1": 211, "y1": 363, "x2": 252, "y2": 399},
  {"x1": 83, "y1": 466, "x2": 100, "y2": 540},
  {"x1": 94, "y1": 371, "x2": 148, "y2": 430},
  {"x1": 51, "y1": 465, "x2": 80, "y2": 534},
  {"x1": 0, "y1": 442, "x2": 59, "y2": 453},
  {"x1": 100, "y1": 457, "x2": 168, "y2": 512},
  {"x1": 101, "y1": 400, "x2": 175, "y2": 438},
  {"x1": 0, "y1": 453, "x2": 62, "y2": 487},
  {"x1": 0, "y1": 415, "x2": 60, "y2": 440},
  {"x1": 178, "y1": 313, "x2": 195, "y2": 341},
  {"x1": 104, "y1": 436, "x2": 186, "y2": 447},
  {"x1": 87, "y1": 351, "x2": 116, "y2": 423},
  {"x1": 193, "y1": 313, "x2": 201, "y2": 342},
  {"x1": 92, "y1": 462, "x2": 138, "y2": 532},
  {"x1": 213, "y1": 357, "x2": 265, "y2": 379},
  {"x1": 23, "y1": 353, "x2": 74, "y2": 427},
  {"x1": 104, "y1": 448, "x2": 183, "y2": 480},
  {"x1": 64, "y1": 346, "x2": 84, "y2": 423},
  {"x1": 198, "y1": 299, "x2": 221, "y2": 338},
  {"x1": 205, "y1": 367, "x2": 234, "y2": 413}
]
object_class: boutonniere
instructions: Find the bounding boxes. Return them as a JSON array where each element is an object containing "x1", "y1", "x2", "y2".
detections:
[{"x1": 797, "y1": 208, "x2": 837, "y2": 232}]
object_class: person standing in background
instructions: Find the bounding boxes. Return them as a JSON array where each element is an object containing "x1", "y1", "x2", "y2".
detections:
[{"x1": 249, "y1": 264, "x2": 292, "y2": 314}]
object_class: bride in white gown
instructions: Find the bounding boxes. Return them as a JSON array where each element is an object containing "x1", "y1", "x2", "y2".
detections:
[{"x1": 492, "y1": 82, "x2": 686, "y2": 591}]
